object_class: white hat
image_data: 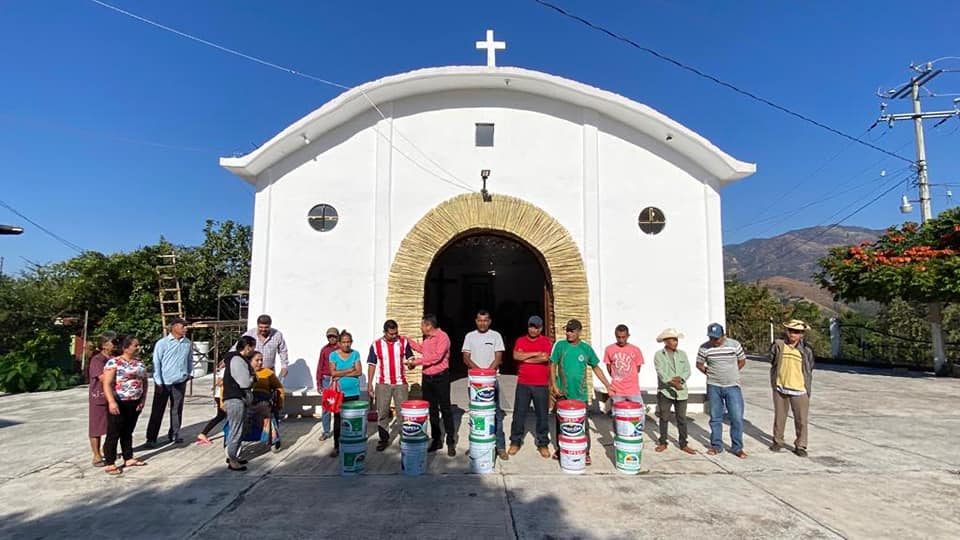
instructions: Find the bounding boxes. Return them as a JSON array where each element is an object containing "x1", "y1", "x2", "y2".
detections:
[
  {"x1": 656, "y1": 328, "x2": 684, "y2": 342},
  {"x1": 783, "y1": 319, "x2": 810, "y2": 331}
]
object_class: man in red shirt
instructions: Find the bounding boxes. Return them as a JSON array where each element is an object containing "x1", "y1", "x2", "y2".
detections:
[
  {"x1": 316, "y1": 327, "x2": 339, "y2": 441},
  {"x1": 507, "y1": 316, "x2": 553, "y2": 458},
  {"x1": 408, "y1": 314, "x2": 456, "y2": 456}
]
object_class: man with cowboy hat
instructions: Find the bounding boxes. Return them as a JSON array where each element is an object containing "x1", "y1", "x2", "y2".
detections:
[
  {"x1": 769, "y1": 319, "x2": 815, "y2": 457},
  {"x1": 653, "y1": 328, "x2": 695, "y2": 454}
]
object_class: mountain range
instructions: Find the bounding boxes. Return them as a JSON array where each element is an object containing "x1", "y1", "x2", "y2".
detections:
[{"x1": 723, "y1": 225, "x2": 882, "y2": 312}]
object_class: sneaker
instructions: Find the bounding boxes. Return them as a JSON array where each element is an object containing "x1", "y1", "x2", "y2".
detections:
[
  {"x1": 794, "y1": 448, "x2": 808, "y2": 458},
  {"x1": 225, "y1": 458, "x2": 249, "y2": 465},
  {"x1": 496, "y1": 449, "x2": 509, "y2": 461},
  {"x1": 508, "y1": 445, "x2": 521, "y2": 456},
  {"x1": 447, "y1": 446, "x2": 457, "y2": 457},
  {"x1": 769, "y1": 443, "x2": 784, "y2": 452}
]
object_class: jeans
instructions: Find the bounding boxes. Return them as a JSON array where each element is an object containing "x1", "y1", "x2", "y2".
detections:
[
  {"x1": 145, "y1": 381, "x2": 186, "y2": 442},
  {"x1": 319, "y1": 375, "x2": 332, "y2": 435},
  {"x1": 375, "y1": 384, "x2": 409, "y2": 442},
  {"x1": 656, "y1": 393, "x2": 688, "y2": 447},
  {"x1": 104, "y1": 400, "x2": 141, "y2": 464},
  {"x1": 224, "y1": 398, "x2": 246, "y2": 461},
  {"x1": 422, "y1": 371, "x2": 455, "y2": 446},
  {"x1": 611, "y1": 394, "x2": 644, "y2": 405},
  {"x1": 200, "y1": 398, "x2": 227, "y2": 436},
  {"x1": 707, "y1": 384, "x2": 744, "y2": 453},
  {"x1": 333, "y1": 395, "x2": 360, "y2": 449},
  {"x1": 510, "y1": 384, "x2": 549, "y2": 448}
]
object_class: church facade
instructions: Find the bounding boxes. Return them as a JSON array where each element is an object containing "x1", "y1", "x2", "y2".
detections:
[{"x1": 221, "y1": 64, "x2": 755, "y2": 399}]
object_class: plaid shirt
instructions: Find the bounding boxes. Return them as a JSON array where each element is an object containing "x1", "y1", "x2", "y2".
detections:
[{"x1": 242, "y1": 328, "x2": 289, "y2": 370}]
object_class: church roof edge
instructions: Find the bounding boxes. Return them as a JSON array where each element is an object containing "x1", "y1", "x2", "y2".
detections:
[{"x1": 220, "y1": 66, "x2": 756, "y2": 185}]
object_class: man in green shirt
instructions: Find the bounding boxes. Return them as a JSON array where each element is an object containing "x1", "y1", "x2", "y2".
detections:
[
  {"x1": 549, "y1": 319, "x2": 611, "y2": 465},
  {"x1": 653, "y1": 328, "x2": 695, "y2": 454}
]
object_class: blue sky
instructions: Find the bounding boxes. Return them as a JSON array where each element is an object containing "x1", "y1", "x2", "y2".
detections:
[{"x1": 2, "y1": 0, "x2": 958, "y2": 274}]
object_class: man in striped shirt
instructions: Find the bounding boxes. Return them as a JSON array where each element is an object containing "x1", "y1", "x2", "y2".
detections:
[
  {"x1": 367, "y1": 319, "x2": 414, "y2": 452},
  {"x1": 697, "y1": 323, "x2": 748, "y2": 458}
]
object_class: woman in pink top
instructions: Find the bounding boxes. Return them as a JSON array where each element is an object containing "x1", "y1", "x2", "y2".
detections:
[{"x1": 604, "y1": 325, "x2": 645, "y2": 405}]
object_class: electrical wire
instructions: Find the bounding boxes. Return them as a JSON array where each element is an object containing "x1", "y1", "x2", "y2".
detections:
[
  {"x1": 88, "y1": 0, "x2": 475, "y2": 193},
  {"x1": 532, "y1": 0, "x2": 914, "y2": 164},
  {"x1": 0, "y1": 199, "x2": 86, "y2": 254}
]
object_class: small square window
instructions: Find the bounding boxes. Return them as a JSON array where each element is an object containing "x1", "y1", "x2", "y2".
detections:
[{"x1": 475, "y1": 123, "x2": 494, "y2": 147}]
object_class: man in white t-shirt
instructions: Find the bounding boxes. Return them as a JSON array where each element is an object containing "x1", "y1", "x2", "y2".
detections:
[{"x1": 462, "y1": 309, "x2": 507, "y2": 459}]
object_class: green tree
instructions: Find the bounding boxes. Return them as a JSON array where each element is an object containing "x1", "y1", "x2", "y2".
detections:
[{"x1": 817, "y1": 208, "x2": 960, "y2": 373}]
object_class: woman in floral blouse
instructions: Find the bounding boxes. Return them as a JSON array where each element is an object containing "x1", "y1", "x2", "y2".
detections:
[{"x1": 101, "y1": 335, "x2": 149, "y2": 475}]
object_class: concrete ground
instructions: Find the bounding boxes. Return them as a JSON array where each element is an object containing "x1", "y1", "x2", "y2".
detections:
[{"x1": 0, "y1": 360, "x2": 958, "y2": 540}]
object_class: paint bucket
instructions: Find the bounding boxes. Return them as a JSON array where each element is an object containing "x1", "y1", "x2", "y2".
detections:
[
  {"x1": 468, "y1": 368, "x2": 497, "y2": 410},
  {"x1": 468, "y1": 434, "x2": 496, "y2": 474},
  {"x1": 340, "y1": 400, "x2": 369, "y2": 442},
  {"x1": 340, "y1": 441, "x2": 366, "y2": 476},
  {"x1": 400, "y1": 439, "x2": 428, "y2": 476},
  {"x1": 613, "y1": 400, "x2": 645, "y2": 440},
  {"x1": 400, "y1": 400, "x2": 430, "y2": 442},
  {"x1": 556, "y1": 400, "x2": 587, "y2": 438},
  {"x1": 558, "y1": 434, "x2": 588, "y2": 474},
  {"x1": 614, "y1": 436, "x2": 643, "y2": 475},
  {"x1": 468, "y1": 408, "x2": 497, "y2": 439}
]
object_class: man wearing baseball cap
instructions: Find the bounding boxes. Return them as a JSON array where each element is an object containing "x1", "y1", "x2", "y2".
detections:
[
  {"x1": 697, "y1": 323, "x2": 747, "y2": 458},
  {"x1": 145, "y1": 317, "x2": 194, "y2": 448},
  {"x1": 316, "y1": 327, "x2": 340, "y2": 441},
  {"x1": 768, "y1": 319, "x2": 815, "y2": 457},
  {"x1": 508, "y1": 315, "x2": 554, "y2": 458}
]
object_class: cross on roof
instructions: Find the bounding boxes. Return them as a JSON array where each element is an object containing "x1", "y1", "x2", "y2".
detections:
[{"x1": 475, "y1": 29, "x2": 506, "y2": 67}]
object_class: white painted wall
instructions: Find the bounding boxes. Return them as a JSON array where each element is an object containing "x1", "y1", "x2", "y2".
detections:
[{"x1": 248, "y1": 88, "x2": 727, "y2": 398}]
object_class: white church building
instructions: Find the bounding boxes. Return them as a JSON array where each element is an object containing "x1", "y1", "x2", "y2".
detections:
[{"x1": 221, "y1": 31, "x2": 755, "y2": 403}]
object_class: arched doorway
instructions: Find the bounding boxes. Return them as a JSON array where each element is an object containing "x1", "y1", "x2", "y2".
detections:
[{"x1": 424, "y1": 231, "x2": 552, "y2": 379}]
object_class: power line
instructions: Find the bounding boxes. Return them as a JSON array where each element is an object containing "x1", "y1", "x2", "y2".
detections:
[
  {"x1": 88, "y1": 0, "x2": 475, "y2": 193},
  {"x1": 532, "y1": 0, "x2": 914, "y2": 164},
  {"x1": 0, "y1": 199, "x2": 86, "y2": 254}
]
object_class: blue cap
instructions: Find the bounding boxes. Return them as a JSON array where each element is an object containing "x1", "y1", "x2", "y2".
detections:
[
  {"x1": 527, "y1": 315, "x2": 544, "y2": 328},
  {"x1": 707, "y1": 323, "x2": 724, "y2": 338}
]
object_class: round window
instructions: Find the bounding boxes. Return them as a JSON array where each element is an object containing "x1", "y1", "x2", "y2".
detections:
[
  {"x1": 307, "y1": 204, "x2": 339, "y2": 232},
  {"x1": 638, "y1": 207, "x2": 665, "y2": 235}
]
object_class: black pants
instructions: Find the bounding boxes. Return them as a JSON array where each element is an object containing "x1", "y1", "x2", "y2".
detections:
[
  {"x1": 333, "y1": 395, "x2": 360, "y2": 449},
  {"x1": 201, "y1": 398, "x2": 227, "y2": 436},
  {"x1": 104, "y1": 400, "x2": 141, "y2": 464},
  {"x1": 553, "y1": 396, "x2": 591, "y2": 453},
  {"x1": 422, "y1": 371, "x2": 455, "y2": 445},
  {"x1": 510, "y1": 384, "x2": 550, "y2": 448},
  {"x1": 657, "y1": 393, "x2": 689, "y2": 447},
  {"x1": 145, "y1": 381, "x2": 186, "y2": 443}
]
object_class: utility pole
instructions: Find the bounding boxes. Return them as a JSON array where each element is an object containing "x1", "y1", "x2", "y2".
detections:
[{"x1": 878, "y1": 63, "x2": 960, "y2": 375}]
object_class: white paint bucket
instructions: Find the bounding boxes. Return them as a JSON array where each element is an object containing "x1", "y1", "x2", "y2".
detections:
[
  {"x1": 340, "y1": 401, "x2": 369, "y2": 442},
  {"x1": 468, "y1": 369, "x2": 497, "y2": 410},
  {"x1": 400, "y1": 400, "x2": 430, "y2": 442},
  {"x1": 558, "y1": 434, "x2": 588, "y2": 474},
  {"x1": 468, "y1": 434, "x2": 496, "y2": 474},
  {"x1": 614, "y1": 436, "x2": 643, "y2": 475},
  {"x1": 469, "y1": 409, "x2": 497, "y2": 439},
  {"x1": 556, "y1": 400, "x2": 587, "y2": 438},
  {"x1": 340, "y1": 441, "x2": 366, "y2": 476},
  {"x1": 400, "y1": 439, "x2": 428, "y2": 476},
  {"x1": 613, "y1": 401, "x2": 645, "y2": 440}
]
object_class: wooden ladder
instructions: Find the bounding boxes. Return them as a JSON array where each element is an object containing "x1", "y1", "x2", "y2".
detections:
[{"x1": 156, "y1": 252, "x2": 185, "y2": 333}]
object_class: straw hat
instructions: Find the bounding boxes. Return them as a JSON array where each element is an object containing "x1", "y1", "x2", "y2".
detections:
[
  {"x1": 656, "y1": 328, "x2": 684, "y2": 342},
  {"x1": 783, "y1": 319, "x2": 810, "y2": 331}
]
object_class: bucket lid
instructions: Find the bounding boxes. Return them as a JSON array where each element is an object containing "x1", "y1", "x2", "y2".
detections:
[
  {"x1": 401, "y1": 400, "x2": 430, "y2": 409},
  {"x1": 468, "y1": 368, "x2": 497, "y2": 377},
  {"x1": 612, "y1": 401, "x2": 643, "y2": 410},
  {"x1": 557, "y1": 399, "x2": 586, "y2": 410},
  {"x1": 341, "y1": 400, "x2": 369, "y2": 409},
  {"x1": 469, "y1": 433, "x2": 497, "y2": 443},
  {"x1": 558, "y1": 434, "x2": 588, "y2": 445}
]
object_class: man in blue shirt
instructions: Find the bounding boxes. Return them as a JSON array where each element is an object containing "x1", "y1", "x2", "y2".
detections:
[{"x1": 145, "y1": 318, "x2": 194, "y2": 447}]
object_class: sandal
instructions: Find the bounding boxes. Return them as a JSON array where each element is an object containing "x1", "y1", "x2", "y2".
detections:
[
  {"x1": 585, "y1": 455, "x2": 592, "y2": 466},
  {"x1": 195, "y1": 439, "x2": 212, "y2": 446},
  {"x1": 92, "y1": 459, "x2": 106, "y2": 468},
  {"x1": 104, "y1": 465, "x2": 122, "y2": 476},
  {"x1": 124, "y1": 459, "x2": 147, "y2": 467}
]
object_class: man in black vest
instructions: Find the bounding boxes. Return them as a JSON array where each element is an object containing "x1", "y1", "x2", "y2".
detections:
[{"x1": 223, "y1": 335, "x2": 256, "y2": 471}]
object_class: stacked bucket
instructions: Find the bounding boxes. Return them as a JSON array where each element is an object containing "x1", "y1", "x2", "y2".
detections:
[
  {"x1": 467, "y1": 368, "x2": 497, "y2": 474},
  {"x1": 612, "y1": 400, "x2": 644, "y2": 475},
  {"x1": 339, "y1": 400, "x2": 369, "y2": 476},
  {"x1": 556, "y1": 400, "x2": 588, "y2": 474},
  {"x1": 399, "y1": 399, "x2": 430, "y2": 475}
]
